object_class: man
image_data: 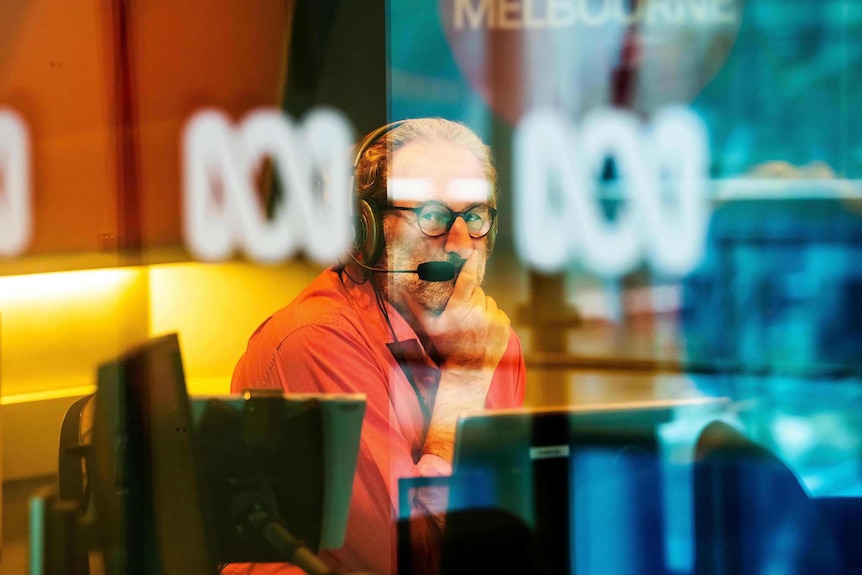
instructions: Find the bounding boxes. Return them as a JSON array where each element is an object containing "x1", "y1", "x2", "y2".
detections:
[{"x1": 227, "y1": 118, "x2": 526, "y2": 574}]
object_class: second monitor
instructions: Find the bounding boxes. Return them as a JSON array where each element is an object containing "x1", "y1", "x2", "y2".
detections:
[{"x1": 448, "y1": 398, "x2": 726, "y2": 575}]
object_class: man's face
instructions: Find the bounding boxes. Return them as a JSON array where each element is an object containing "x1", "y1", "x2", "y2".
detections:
[{"x1": 379, "y1": 140, "x2": 492, "y2": 315}]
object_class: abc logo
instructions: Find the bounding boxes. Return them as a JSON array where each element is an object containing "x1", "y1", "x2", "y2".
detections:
[
  {"x1": 515, "y1": 106, "x2": 710, "y2": 277},
  {"x1": 0, "y1": 109, "x2": 31, "y2": 257},
  {"x1": 183, "y1": 108, "x2": 354, "y2": 264}
]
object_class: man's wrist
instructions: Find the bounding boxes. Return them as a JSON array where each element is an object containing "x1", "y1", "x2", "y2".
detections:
[
  {"x1": 439, "y1": 365, "x2": 495, "y2": 391},
  {"x1": 421, "y1": 368, "x2": 494, "y2": 466}
]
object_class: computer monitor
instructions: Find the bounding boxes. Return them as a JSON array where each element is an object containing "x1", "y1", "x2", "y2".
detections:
[
  {"x1": 189, "y1": 392, "x2": 365, "y2": 562},
  {"x1": 89, "y1": 332, "x2": 216, "y2": 575},
  {"x1": 87, "y1": 334, "x2": 366, "y2": 574},
  {"x1": 446, "y1": 398, "x2": 725, "y2": 575}
]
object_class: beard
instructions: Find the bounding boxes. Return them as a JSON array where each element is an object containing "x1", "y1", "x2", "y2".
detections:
[
  {"x1": 379, "y1": 221, "x2": 487, "y2": 315},
  {"x1": 381, "y1": 244, "x2": 458, "y2": 314}
]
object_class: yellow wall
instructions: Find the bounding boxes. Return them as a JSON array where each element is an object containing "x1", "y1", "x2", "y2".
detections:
[
  {"x1": 147, "y1": 260, "x2": 322, "y2": 394},
  {"x1": 0, "y1": 266, "x2": 151, "y2": 484},
  {"x1": 0, "y1": 260, "x2": 321, "y2": 483},
  {"x1": 0, "y1": 268, "x2": 151, "y2": 397}
]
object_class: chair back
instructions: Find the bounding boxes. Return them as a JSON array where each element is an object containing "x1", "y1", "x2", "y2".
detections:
[{"x1": 693, "y1": 420, "x2": 845, "y2": 575}]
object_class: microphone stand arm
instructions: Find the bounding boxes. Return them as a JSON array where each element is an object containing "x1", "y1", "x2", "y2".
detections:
[{"x1": 244, "y1": 509, "x2": 338, "y2": 575}]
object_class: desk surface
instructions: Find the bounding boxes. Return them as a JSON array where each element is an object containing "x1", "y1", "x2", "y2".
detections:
[{"x1": 521, "y1": 317, "x2": 704, "y2": 408}]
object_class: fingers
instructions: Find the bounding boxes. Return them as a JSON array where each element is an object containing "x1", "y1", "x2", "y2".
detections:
[
  {"x1": 498, "y1": 309, "x2": 511, "y2": 331},
  {"x1": 448, "y1": 250, "x2": 481, "y2": 306},
  {"x1": 486, "y1": 297, "x2": 512, "y2": 337},
  {"x1": 485, "y1": 295, "x2": 498, "y2": 313}
]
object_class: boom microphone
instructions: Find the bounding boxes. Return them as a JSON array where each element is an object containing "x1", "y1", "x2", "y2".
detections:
[
  {"x1": 415, "y1": 261, "x2": 457, "y2": 281},
  {"x1": 349, "y1": 253, "x2": 459, "y2": 282}
]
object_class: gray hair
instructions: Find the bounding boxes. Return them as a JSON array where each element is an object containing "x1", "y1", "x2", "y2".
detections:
[{"x1": 354, "y1": 118, "x2": 497, "y2": 204}]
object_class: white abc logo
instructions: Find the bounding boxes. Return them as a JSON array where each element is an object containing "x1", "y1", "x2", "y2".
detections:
[
  {"x1": 0, "y1": 109, "x2": 31, "y2": 257},
  {"x1": 183, "y1": 108, "x2": 353, "y2": 263},
  {"x1": 514, "y1": 106, "x2": 710, "y2": 277}
]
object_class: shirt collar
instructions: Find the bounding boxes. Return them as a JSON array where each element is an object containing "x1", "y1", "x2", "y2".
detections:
[{"x1": 343, "y1": 269, "x2": 441, "y2": 372}]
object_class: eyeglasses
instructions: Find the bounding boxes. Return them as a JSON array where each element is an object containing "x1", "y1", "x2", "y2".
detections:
[{"x1": 384, "y1": 203, "x2": 497, "y2": 239}]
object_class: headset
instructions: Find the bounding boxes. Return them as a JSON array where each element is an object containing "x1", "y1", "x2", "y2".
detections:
[
  {"x1": 350, "y1": 119, "x2": 497, "y2": 267},
  {"x1": 351, "y1": 120, "x2": 406, "y2": 265}
]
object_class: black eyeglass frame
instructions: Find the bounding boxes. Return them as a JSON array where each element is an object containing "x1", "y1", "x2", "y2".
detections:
[{"x1": 382, "y1": 203, "x2": 498, "y2": 239}]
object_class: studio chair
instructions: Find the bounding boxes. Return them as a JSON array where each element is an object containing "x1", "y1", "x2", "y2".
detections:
[
  {"x1": 31, "y1": 393, "x2": 95, "y2": 575},
  {"x1": 397, "y1": 475, "x2": 543, "y2": 575},
  {"x1": 438, "y1": 507, "x2": 541, "y2": 575},
  {"x1": 693, "y1": 420, "x2": 845, "y2": 575},
  {"x1": 59, "y1": 394, "x2": 96, "y2": 504},
  {"x1": 52, "y1": 394, "x2": 95, "y2": 575}
]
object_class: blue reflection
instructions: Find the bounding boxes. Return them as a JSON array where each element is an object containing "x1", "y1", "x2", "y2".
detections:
[
  {"x1": 571, "y1": 447, "x2": 664, "y2": 575},
  {"x1": 443, "y1": 404, "x2": 724, "y2": 574},
  {"x1": 695, "y1": 1, "x2": 862, "y2": 177},
  {"x1": 682, "y1": 198, "x2": 862, "y2": 375},
  {"x1": 692, "y1": 420, "x2": 846, "y2": 575},
  {"x1": 437, "y1": 409, "x2": 855, "y2": 575},
  {"x1": 681, "y1": 197, "x2": 862, "y2": 498}
]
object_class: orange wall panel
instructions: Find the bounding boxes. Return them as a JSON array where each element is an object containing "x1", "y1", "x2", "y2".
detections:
[
  {"x1": 0, "y1": 0, "x2": 293, "y2": 258},
  {"x1": 130, "y1": 0, "x2": 293, "y2": 248},
  {"x1": 0, "y1": 0, "x2": 118, "y2": 255}
]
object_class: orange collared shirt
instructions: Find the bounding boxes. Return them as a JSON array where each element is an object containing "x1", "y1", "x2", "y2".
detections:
[{"x1": 226, "y1": 268, "x2": 526, "y2": 575}]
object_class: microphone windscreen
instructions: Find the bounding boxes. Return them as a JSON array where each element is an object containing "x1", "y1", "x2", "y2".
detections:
[{"x1": 416, "y1": 261, "x2": 455, "y2": 282}]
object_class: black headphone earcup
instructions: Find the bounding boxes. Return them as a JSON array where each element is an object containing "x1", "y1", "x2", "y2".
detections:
[
  {"x1": 353, "y1": 198, "x2": 384, "y2": 265},
  {"x1": 351, "y1": 120, "x2": 408, "y2": 268}
]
